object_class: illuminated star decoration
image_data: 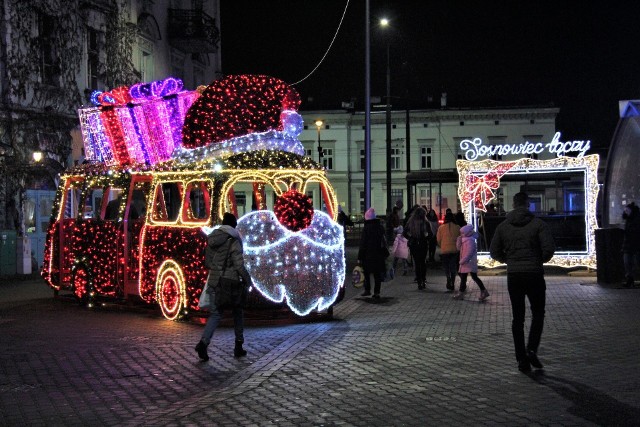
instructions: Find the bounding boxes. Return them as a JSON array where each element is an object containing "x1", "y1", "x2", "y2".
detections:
[
  {"x1": 237, "y1": 210, "x2": 345, "y2": 316},
  {"x1": 461, "y1": 161, "x2": 517, "y2": 211}
]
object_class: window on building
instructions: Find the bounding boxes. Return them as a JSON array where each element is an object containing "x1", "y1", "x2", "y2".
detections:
[
  {"x1": 454, "y1": 137, "x2": 471, "y2": 160},
  {"x1": 391, "y1": 189, "x2": 403, "y2": 207},
  {"x1": 322, "y1": 148, "x2": 334, "y2": 170},
  {"x1": 523, "y1": 135, "x2": 543, "y2": 160},
  {"x1": 38, "y1": 12, "x2": 57, "y2": 85},
  {"x1": 170, "y1": 50, "x2": 185, "y2": 83},
  {"x1": 420, "y1": 146, "x2": 432, "y2": 169},
  {"x1": 87, "y1": 27, "x2": 100, "y2": 90},
  {"x1": 138, "y1": 38, "x2": 154, "y2": 82},
  {"x1": 360, "y1": 148, "x2": 365, "y2": 171},
  {"x1": 488, "y1": 136, "x2": 506, "y2": 161},
  {"x1": 391, "y1": 147, "x2": 401, "y2": 170},
  {"x1": 193, "y1": 65, "x2": 204, "y2": 88},
  {"x1": 359, "y1": 190, "x2": 365, "y2": 215}
]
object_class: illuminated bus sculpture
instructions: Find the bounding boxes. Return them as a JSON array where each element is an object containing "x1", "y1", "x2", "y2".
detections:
[
  {"x1": 456, "y1": 134, "x2": 599, "y2": 269},
  {"x1": 41, "y1": 75, "x2": 346, "y2": 320}
]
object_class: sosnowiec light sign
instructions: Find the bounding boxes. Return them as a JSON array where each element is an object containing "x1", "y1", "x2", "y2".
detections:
[
  {"x1": 460, "y1": 132, "x2": 591, "y2": 161},
  {"x1": 456, "y1": 132, "x2": 599, "y2": 269}
]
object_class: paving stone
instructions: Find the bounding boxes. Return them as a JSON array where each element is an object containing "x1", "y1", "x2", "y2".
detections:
[{"x1": 1, "y1": 249, "x2": 639, "y2": 425}]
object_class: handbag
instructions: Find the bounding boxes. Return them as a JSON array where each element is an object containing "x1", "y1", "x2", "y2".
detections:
[
  {"x1": 198, "y1": 276, "x2": 211, "y2": 309},
  {"x1": 213, "y1": 238, "x2": 247, "y2": 309},
  {"x1": 215, "y1": 277, "x2": 245, "y2": 308},
  {"x1": 352, "y1": 265, "x2": 365, "y2": 288}
]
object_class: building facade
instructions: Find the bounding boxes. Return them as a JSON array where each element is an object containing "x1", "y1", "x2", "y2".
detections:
[
  {"x1": 0, "y1": 0, "x2": 220, "y2": 273},
  {"x1": 299, "y1": 106, "x2": 560, "y2": 219}
]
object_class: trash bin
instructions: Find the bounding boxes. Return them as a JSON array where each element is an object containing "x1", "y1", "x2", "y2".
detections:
[
  {"x1": 595, "y1": 228, "x2": 625, "y2": 283},
  {"x1": 0, "y1": 230, "x2": 17, "y2": 276}
]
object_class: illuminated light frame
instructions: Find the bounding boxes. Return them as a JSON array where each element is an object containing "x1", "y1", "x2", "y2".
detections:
[{"x1": 456, "y1": 154, "x2": 600, "y2": 269}]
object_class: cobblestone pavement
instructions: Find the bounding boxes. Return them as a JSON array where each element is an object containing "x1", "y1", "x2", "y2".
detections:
[{"x1": 1, "y1": 254, "x2": 640, "y2": 426}]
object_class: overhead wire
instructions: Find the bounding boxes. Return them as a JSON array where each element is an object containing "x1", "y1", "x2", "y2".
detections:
[{"x1": 291, "y1": 0, "x2": 350, "y2": 86}]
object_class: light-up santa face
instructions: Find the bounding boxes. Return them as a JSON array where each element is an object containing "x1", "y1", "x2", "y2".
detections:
[{"x1": 236, "y1": 210, "x2": 345, "y2": 316}]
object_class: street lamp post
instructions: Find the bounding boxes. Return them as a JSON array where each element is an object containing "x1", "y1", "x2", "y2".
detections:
[
  {"x1": 364, "y1": 1, "x2": 371, "y2": 212},
  {"x1": 381, "y1": 18, "x2": 393, "y2": 234},
  {"x1": 385, "y1": 40, "x2": 392, "y2": 218},
  {"x1": 314, "y1": 119, "x2": 323, "y2": 164}
]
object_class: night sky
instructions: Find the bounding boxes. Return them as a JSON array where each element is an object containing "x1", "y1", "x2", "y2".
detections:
[{"x1": 219, "y1": 1, "x2": 640, "y2": 150}]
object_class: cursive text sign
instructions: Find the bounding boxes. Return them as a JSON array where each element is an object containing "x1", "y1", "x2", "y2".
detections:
[{"x1": 460, "y1": 132, "x2": 591, "y2": 161}]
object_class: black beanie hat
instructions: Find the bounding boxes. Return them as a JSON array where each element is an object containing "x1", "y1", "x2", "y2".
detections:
[{"x1": 222, "y1": 212, "x2": 237, "y2": 227}]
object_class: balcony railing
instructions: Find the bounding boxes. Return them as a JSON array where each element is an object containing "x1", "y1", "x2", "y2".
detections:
[{"x1": 167, "y1": 8, "x2": 220, "y2": 53}]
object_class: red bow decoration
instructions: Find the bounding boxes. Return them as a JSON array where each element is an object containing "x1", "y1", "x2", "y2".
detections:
[{"x1": 462, "y1": 162, "x2": 517, "y2": 211}]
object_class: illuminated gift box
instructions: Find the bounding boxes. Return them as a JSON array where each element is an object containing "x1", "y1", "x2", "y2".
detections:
[{"x1": 78, "y1": 78, "x2": 199, "y2": 166}]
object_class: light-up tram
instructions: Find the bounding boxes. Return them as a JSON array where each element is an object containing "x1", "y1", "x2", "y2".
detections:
[{"x1": 41, "y1": 150, "x2": 346, "y2": 320}]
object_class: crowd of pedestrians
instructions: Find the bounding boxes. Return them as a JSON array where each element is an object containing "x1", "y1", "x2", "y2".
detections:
[
  {"x1": 353, "y1": 193, "x2": 558, "y2": 374},
  {"x1": 196, "y1": 193, "x2": 558, "y2": 375}
]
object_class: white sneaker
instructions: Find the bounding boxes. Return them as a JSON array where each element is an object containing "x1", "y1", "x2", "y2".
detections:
[{"x1": 479, "y1": 290, "x2": 490, "y2": 301}]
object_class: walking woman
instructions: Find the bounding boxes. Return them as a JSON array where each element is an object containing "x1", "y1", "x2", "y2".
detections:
[
  {"x1": 357, "y1": 207, "x2": 388, "y2": 300},
  {"x1": 403, "y1": 207, "x2": 431, "y2": 290},
  {"x1": 195, "y1": 213, "x2": 252, "y2": 361},
  {"x1": 426, "y1": 209, "x2": 439, "y2": 262},
  {"x1": 437, "y1": 211, "x2": 460, "y2": 291}
]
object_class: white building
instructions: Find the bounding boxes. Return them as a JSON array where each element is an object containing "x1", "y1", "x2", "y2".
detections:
[{"x1": 299, "y1": 107, "x2": 560, "y2": 219}]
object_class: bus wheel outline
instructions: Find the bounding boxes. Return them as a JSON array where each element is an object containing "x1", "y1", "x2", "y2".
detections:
[
  {"x1": 156, "y1": 260, "x2": 186, "y2": 321},
  {"x1": 72, "y1": 264, "x2": 94, "y2": 308}
]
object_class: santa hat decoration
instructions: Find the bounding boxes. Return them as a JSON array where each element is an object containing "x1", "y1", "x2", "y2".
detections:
[
  {"x1": 181, "y1": 74, "x2": 301, "y2": 149},
  {"x1": 365, "y1": 208, "x2": 376, "y2": 220}
]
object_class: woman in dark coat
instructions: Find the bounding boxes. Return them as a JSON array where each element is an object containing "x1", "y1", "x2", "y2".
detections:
[
  {"x1": 357, "y1": 207, "x2": 388, "y2": 300},
  {"x1": 195, "y1": 213, "x2": 253, "y2": 361},
  {"x1": 404, "y1": 207, "x2": 432, "y2": 290}
]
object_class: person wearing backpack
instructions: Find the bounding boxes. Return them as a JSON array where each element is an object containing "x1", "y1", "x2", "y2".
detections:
[
  {"x1": 403, "y1": 207, "x2": 432, "y2": 290},
  {"x1": 437, "y1": 211, "x2": 461, "y2": 292}
]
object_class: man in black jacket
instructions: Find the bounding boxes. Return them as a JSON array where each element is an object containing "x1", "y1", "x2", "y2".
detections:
[{"x1": 490, "y1": 192, "x2": 555, "y2": 373}]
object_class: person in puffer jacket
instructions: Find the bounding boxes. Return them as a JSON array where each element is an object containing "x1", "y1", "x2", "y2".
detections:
[
  {"x1": 490, "y1": 192, "x2": 555, "y2": 373},
  {"x1": 453, "y1": 224, "x2": 490, "y2": 301},
  {"x1": 195, "y1": 213, "x2": 253, "y2": 362},
  {"x1": 437, "y1": 211, "x2": 460, "y2": 291}
]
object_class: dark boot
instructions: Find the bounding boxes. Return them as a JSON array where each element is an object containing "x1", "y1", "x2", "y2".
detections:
[
  {"x1": 234, "y1": 340, "x2": 247, "y2": 357},
  {"x1": 446, "y1": 277, "x2": 453, "y2": 291},
  {"x1": 625, "y1": 276, "x2": 634, "y2": 287},
  {"x1": 195, "y1": 340, "x2": 209, "y2": 361}
]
